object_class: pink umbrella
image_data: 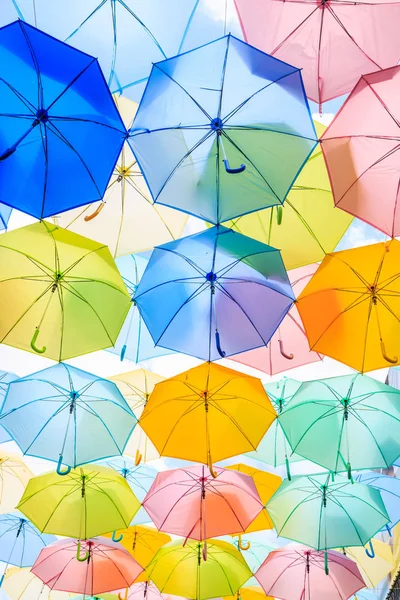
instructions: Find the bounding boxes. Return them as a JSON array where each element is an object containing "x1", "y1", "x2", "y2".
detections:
[
  {"x1": 229, "y1": 265, "x2": 323, "y2": 375},
  {"x1": 115, "y1": 581, "x2": 163, "y2": 600},
  {"x1": 31, "y1": 538, "x2": 143, "y2": 596},
  {"x1": 321, "y1": 66, "x2": 400, "y2": 237},
  {"x1": 234, "y1": 0, "x2": 400, "y2": 110},
  {"x1": 255, "y1": 546, "x2": 365, "y2": 600},
  {"x1": 142, "y1": 465, "x2": 263, "y2": 543}
]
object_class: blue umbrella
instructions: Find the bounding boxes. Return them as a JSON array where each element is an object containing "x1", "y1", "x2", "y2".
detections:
[
  {"x1": 129, "y1": 34, "x2": 317, "y2": 224},
  {"x1": 107, "y1": 252, "x2": 174, "y2": 363},
  {"x1": 102, "y1": 457, "x2": 157, "y2": 525},
  {"x1": 0, "y1": 512, "x2": 56, "y2": 585},
  {"x1": 0, "y1": 363, "x2": 137, "y2": 473},
  {"x1": 355, "y1": 472, "x2": 400, "y2": 533},
  {"x1": 0, "y1": 205, "x2": 11, "y2": 232},
  {"x1": 134, "y1": 225, "x2": 294, "y2": 361},
  {"x1": 0, "y1": 371, "x2": 17, "y2": 444},
  {"x1": 0, "y1": 20, "x2": 126, "y2": 219}
]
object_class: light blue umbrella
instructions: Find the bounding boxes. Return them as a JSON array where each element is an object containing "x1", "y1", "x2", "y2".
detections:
[
  {"x1": 355, "y1": 472, "x2": 400, "y2": 533},
  {"x1": 102, "y1": 457, "x2": 157, "y2": 525},
  {"x1": 107, "y1": 252, "x2": 174, "y2": 363},
  {"x1": 0, "y1": 205, "x2": 11, "y2": 232},
  {"x1": 0, "y1": 363, "x2": 137, "y2": 473},
  {"x1": 0, "y1": 512, "x2": 56, "y2": 585},
  {"x1": 0, "y1": 371, "x2": 18, "y2": 444}
]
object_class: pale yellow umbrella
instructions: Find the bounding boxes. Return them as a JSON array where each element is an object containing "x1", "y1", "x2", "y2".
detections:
[
  {"x1": 54, "y1": 96, "x2": 188, "y2": 257},
  {"x1": 109, "y1": 370, "x2": 164, "y2": 464},
  {"x1": 344, "y1": 541, "x2": 394, "y2": 588},
  {"x1": 3, "y1": 567, "x2": 72, "y2": 600},
  {"x1": 0, "y1": 452, "x2": 32, "y2": 513}
]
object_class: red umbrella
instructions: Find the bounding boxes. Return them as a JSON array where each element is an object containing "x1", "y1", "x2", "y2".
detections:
[{"x1": 31, "y1": 538, "x2": 143, "y2": 595}]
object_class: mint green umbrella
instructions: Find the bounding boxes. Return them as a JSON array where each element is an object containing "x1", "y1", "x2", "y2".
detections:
[
  {"x1": 278, "y1": 374, "x2": 400, "y2": 478},
  {"x1": 246, "y1": 378, "x2": 302, "y2": 478}
]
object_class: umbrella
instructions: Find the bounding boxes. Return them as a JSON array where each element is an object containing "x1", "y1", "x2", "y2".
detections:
[
  {"x1": 107, "y1": 252, "x2": 175, "y2": 364},
  {"x1": 0, "y1": 370, "x2": 18, "y2": 443},
  {"x1": 266, "y1": 473, "x2": 389, "y2": 552},
  {"x1": 229, "y1": 264, "x2": 323, "y2": 376},
  {"x1": 146, "y1": 538, "x2": 252, "y2": 599},
  {"x1": 223, "y1": 587, "x2": 273, "y2": 600},
  {"x1": 0, "y1": 452, "x2": 32, "y2": 514},
  {"x1": 32, "y1": 537, "x2": 143, "y2": 596},
  {"x1": 17, "y1": 464, "x2": 140, "y2": 539},
  {"x1": 225, "y1": 464, "x2": 282, "y2": 535},
  {"x1": 142, "y1": 464, "x2": 263, "y2": 541},
  {"x1": 129, "y1": 34, "x2": 317, "y2": 225},
  {"x1": 296, "y1": 239, "x2": 400, "y2": 372},
  {"x1": 0, "y1": 363, "x2": 137, "y2": 470},
  {"x1": 355, "y1": 473, "x2": 400, "y2": 532},
  {"x1": 0, "y1": 20, "x2": 126, "y2": 220},
  {"x1": 3, "y1": 567, "x2": 71, "y2": 600},
  {"x1": 234, "y1": 0, "x2": 400, "y2": 110},
  {"x1": 0, "y1": 204, "x2": 11, "y2": 231},
  {"x1": 321, "y1": 66, "x2": 400, "y2": 238},
  {"x1": 278, "y1": 373, "x2": 400, "y2": 478},
  {"x1": 54, "y1": 96, "x2": 187, "y2": 258},
  {"x1": 101, "y1": 458, "x2": 158, "y2": 524},
  {"x1": 245, "y1": 378, "x2": 302, "y2": 476},
  {"x1": 226, "y1": 122, "x2": 352, "y2": 270},
  {"x1": 255, "y1": 546, "x2": 364, "y2": 597},
  {"x1": 107, "y1": 369, "x2": 165, "y2": 463},
  {"x1": 134, "y1": 225, "x2": 294, "y2": 361},
  {"x1": 343, "y1": 541, "x2": 394, "y2": 588},
  {"x1": 72, "y1": 596, "x2": 117, "y2": 600},
  {"x1": 139, "y1": 362, "x2": 276, "y2": 474},
  {"x1": 117, "y1": 582, "x2": 163, "y2": 600},
  {"x1": 0, "y1": 220, "x2": 131, "y2": 361}
]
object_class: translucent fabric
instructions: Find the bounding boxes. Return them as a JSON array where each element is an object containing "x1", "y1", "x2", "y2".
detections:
[
  {"x1": 129, "y1": 35, "x2": 317, "y2": 224},
  {"x1": 0, "y1": 204, "x2": 12, "y2": 231},
  {"x1": 0, "y1": 21, "x2": 126, "y2": 219},
  {"x1": 134, "y1": 226, "x2": 294, "y2": 361},
  {"x1": 355, "y1": 472, "x2": 400, "y2": 531},
  {"x1": 3, "y1": 567, "x2": 72, "y2": 600},
  {"x1": 234, "y1": 0, "x2": 400, "y2": 108},
  {"x1": 0, "y1": 453, "x2": 32, "y2": 514},
  {"x1": 0, "y1": 513, "x2": 55, "y2": 568},
  {"x1": 0, "y1": 363, "x2": 137, "y2": 467},
  {"x1": 344, "y1": 540, "x2": 394, "y2": 588},
  {"x1": 0, "y1": 370, "x2": 18, "y2": 443},
  {"x1": 103, "y1": 526, "x2": 170, "y2": 575}
]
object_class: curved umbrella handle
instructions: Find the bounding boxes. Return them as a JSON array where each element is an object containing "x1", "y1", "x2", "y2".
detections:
[
  {"x1": 279, "y1": 339, "x2": 294, "y2": 360},
  {"x1": 56, "y1": 455, "x2": 71, "y2": 477},
  {"x1": 215, "y1": 331, "x2": 226, "y2": 358},
  {"x1": 223, "y1": 159, "x2": 246, "y2": 174},
  {"x1": 324, "y1": 550, "x2": 329, "y2": 575},
  {"x1": 84, "y1": 202, "x2": 105, "y2": 222},
  {"x1": 386, "y1": 524, "x2": 392, "y2": 537},
  {"x1": 0, "y1": 147, "x2": 17, "y2": 161},
  {"x1": 207, "y1": 455, "x2": 218, "y2": 479},
  {"x1": 346, "y1": 462, "x2": 353, "y2": 482},
  {"x1": 380, "y1": 341, "x2": 398, "y2": 364},
  {"x1": 112, "y1": 530, "x2": 123, "y2": 543},
  {"x1": 285, "y1": 457, "x2": 292, "y2": 481},
  {"x1": 76, "y1": 540, "x2": 90, "y2": 562},
  {"x1": 0, "y1": 573, "x2": 4, "y2": 587},
  {"x1": 365, "y1": 540, "x2": 375, "y2": 559},
  {"x1": 134, "y1": 450, "x2": 142, "y2": 466},
  {"x1": 118, "y1": 589, "x2": 129, "y2": 600},
  {"x1": 276, "y1": 205, "x2": 283, "y2": 225},
  {"x1": 120, "y1": 344, "x2": 127, "y2": 362},
  {"x1": 237, "y1": 534, "x2": 250, "y2": 551},
  {"x1": 202, "y1": 541, "x2": 207, "y2": 561},
  {"x1": 31, "y1": 328, "x2": 46, "y2": 354}
]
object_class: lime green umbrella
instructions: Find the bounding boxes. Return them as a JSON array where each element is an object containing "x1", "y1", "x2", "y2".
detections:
[{"x1": 0, "y1": 221, "x2": 131, "y2": 360}]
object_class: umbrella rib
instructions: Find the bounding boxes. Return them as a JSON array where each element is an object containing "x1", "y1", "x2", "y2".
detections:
[
  {"x1": 208, "y1": 400, "x2": 265, "y2": 450},
  {"x1": 21, "y1": 403, "x2": 72, "y2": 456},
  {"x1": 150, "y1": 246, "x2": 208, "y2": 277},
  {"x1": 45, "y1": 58, "x2": 98, "y2": 114},
  {"x1": 19, "y1": 22, "x2": 43, "y2": 108},
  {"x1": 327, "y1": 496, "x2": 371, "y2": 546},
  {"x1": 0, "y1": 78, "x2": 36, "y2": 114},
  {"x1": 117, "y1": 0, "x2": 167, "y2": 60}
]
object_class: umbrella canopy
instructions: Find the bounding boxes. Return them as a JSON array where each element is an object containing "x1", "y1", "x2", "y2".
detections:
[
  {"x1": 0, "y1": 513, "x2": 56, "y2": 571},
  {"x1": 146, "y1": 538, "x2": 252, "y2": 599},
  {"x1": 107, "y1": 369, "x2": 165, "y2": 463},
  {"x1": 278, "y1": 373, "x2": 400, "y2": 477},
  {"x1": 54, "y1": 96, "x2": 187, "y2": 258},
  {"x1": 134, "y1": 226, "x2": 294, "y2": 361},
  {"x1": 355, "y1": 473, "x2": 400, "y2": 532},
  {"x1": 297, "y1": 240, "x2": 400, "y2": 372},
  {"x1": 255, "y1": 546, "x2": 364, "y2": 599},
  {"x1": 0, "y1": 220, "x2": 131, "y2": 361},
  {"x1": 0, "y1": 20, "x2": 126, "y2": 220},
  {"x1": 226, "y1": 122, "x2": 352, "y2": 270},
  {"x1": 17, "y1": 464, "x2": 140, "y2": 539},
  {"x1": 3, "y1": 567, "x2": 71, "y2": 600},
  {"x1": 32, "y1": 537, "x2": 143, "y2": 595},
  {"x1": 0, "y1": 370, "x2": 17, "y2": 443},
  {"x1": 245, "y1": 378, "x2": 302, "y2": 472},
  {"x1": 0, "y1": 452, "x2": 32, "y2": 514},
  {"x1": 143, "y1": 465, "x2": 263, "y2": 540},
  {"x1": 229, "y1": 265, "x2": 323, "y2": 375},
  {"x1": 0, "y1": 204, "x2": 12, "y2": 231},
  {"x1": 0, "y1": 363, "x2": 137, "y2": 469},
  {"x1": 234, "y1": 0, "x2": 400, "y2": 109},
  {"x1": 223, "y1": 586, "x2": 273, "y2": 600},
  {"x1": 108, "y1": 252, "x2": 175, "y2": 364},
  {"x1": 225, "y1": 464, "x2": 282, "y2": 534},
  {"x1": 321, "y1": 66, "x2": 400, "y2": 238},
  {"x1": 129, "y1": 35, "x2": 317, "y2": 225},
  {"x1": 344, "y1": 541, "x2": 394, "y2": 588},
  {"x1": 119, "y1": 582, "x2": 163, "y2": 600},
  {"x1": 266, "y1": 473, "x2": 389, "y2": 551},
  {"x1": 140, "y1": 362, "x2": 276, "y2": 472}
]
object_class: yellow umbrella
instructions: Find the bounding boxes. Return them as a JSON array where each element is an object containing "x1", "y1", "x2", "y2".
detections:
[
  {"x1": 344, "y1": 540, "x2": 394, "y2": 588},
  {"x1": 109, "y1": 370, "x2": 164, "y2": 464},
  {"x1": 104, "y1": 525, "x2": 171, "y2": 581},
  {"x1": 0, "y1": 451, "x2": 32, "y2": 514},
  {"x1": 226, "y1": 464, "x2": 282, "y2": 539},
  {"x1": 223, "y1": 586, "x2": 274, "y2": 600},
  {"x1": 225, "y1": 122, "x2": 352, "y2": 270},
  {"x1": 54, "y1": 96, "x2": 188, "y2": 258},
  {"x1": 140, "y1": 362, "x2": 276, "y2": 475},
  {"x1": 3, "y1": 567, "x2": 72, "y2": 600}
]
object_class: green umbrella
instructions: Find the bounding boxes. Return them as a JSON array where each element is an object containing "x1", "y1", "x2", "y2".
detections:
[
  {"x1": 246, "y1": 378, "x2": 302, "y2": 478},
  {"x1": 278, "y1": 374, "x2": 400, "y2": 478}
]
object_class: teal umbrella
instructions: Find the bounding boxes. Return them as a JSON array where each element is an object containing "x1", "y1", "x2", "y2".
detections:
[{"x1": 278, "y1": 374, "x2": 400, "y2": 478}]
